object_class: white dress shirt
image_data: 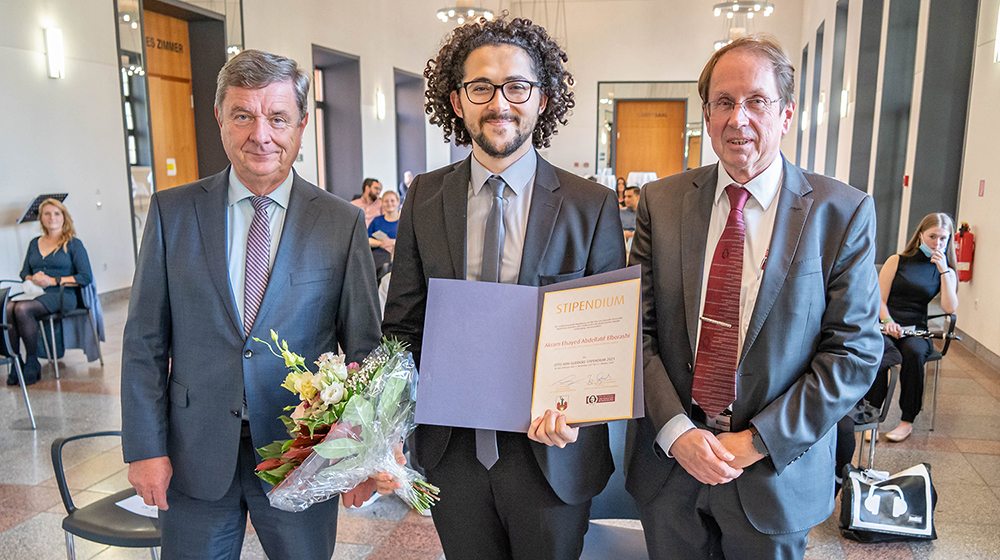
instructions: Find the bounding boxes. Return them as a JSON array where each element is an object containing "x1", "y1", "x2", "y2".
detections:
[
  {"x1": 226, "y1": 167, "x2": 292, "y2": 331},
  {"x1": 656, "y1": 155, "x2": 785, "y2": 455},
  {"x1": 465, "y1": 150, "x2": 536, "y2": 284}
]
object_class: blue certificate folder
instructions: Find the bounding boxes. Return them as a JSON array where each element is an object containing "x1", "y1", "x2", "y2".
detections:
[{"x1": 415, "y1": 266, "x2": 643, "y2": 433}]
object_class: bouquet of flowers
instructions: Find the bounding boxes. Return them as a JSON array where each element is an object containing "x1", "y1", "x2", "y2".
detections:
[{"x1": 253, "y1": 331, "x2": 439, "y2": 513}]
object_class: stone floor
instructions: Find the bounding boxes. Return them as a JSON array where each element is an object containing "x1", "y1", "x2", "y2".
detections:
[{"x1": 1, "y1": 296, "x2": 998, "y2": 559}]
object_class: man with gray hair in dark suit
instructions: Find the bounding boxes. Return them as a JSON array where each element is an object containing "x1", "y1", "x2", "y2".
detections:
[
  {"x1": 625, "y1": 35, "x2": 882, "y2": 559},
  {"x1": 121, "y1": 49, "x2": 381, "y2": 559}
]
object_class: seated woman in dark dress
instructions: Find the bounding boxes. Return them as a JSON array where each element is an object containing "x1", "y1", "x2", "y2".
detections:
[
  {"x1": 871, "y1": 213, "x2": 959, "y2": 442},
  {"x1": 6, "y1": 198, "x2": 93, "y2": 386},
  {"x1": 368, "y1": 190, "x2": 400, "y2": 272}
]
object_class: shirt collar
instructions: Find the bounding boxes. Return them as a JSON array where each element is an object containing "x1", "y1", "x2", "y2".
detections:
[
  {"x1": 714, "y1": 153, "x2": 784, "y2": 211},
  {"x1": 470, "y1": 148, "x2": 537, "y2": 196},
  {"x1": 227, "y1": 166, "x2": 293, "y2": 209}
]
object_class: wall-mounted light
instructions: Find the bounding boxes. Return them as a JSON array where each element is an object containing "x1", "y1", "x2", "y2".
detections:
[
  {"x1": 45, "y1": 28, "x2": 64, "y2": 79},
  {"x1": 376, "y1": 89, "x2": 386, "y2": 120},
  {"x1": 994, "y1": 4, "x2": 1000, "y2": 63},
  {"x1": 800, "y1": 109, "x2": 809, "y2": 131},
  {"x1": 817, "y1": 91, "x2": 825, "y2": 126},
  {"x1": 840, "y1": 88, "x2": 850, "y2": 119}
]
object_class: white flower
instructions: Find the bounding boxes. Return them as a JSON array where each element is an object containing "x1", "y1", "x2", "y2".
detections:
[
  {"x1": 317, "y1": 352, "x2": 349, "y2": 383},
  {"x1": 320, "y1": 382, "x2": 345, "y2": 406}
]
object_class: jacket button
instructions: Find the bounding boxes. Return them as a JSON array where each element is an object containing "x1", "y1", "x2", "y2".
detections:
[
  {"x1": 244, "y1": 349, "x2": 253, "y2": 359},
  {"x1": 231, "y1": 410, "x2": 240, "y2": 417}
]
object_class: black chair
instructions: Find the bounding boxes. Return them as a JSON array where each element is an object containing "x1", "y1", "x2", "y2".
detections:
[
  {"x1": 37, "y1": 281, "x2": 103, "y2": 379},
  {"x1": 926, "y1": 313, "x2": 957, "y2": 432},
  {"x1": 1, "y1": 286, "x2": 37, "y2": 430},
  {"x1": 52, "y1": 431, "x2": 161, "y2": 559},
  {"x1": 580, "y1": 419, "x2": 648, "y2": 560},
  {"x1": 854, "y1": 365, "x2": 899, "y2": 469}
]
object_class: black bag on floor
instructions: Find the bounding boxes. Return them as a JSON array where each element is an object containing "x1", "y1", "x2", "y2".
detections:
[{"x1": 840, "y1": 463, "x2": 937, "y2": 543}]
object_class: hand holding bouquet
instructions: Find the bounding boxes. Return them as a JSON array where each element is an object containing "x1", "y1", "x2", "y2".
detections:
[{"x1": 253, "y1": 331, "x2": 438, "y2": 513}]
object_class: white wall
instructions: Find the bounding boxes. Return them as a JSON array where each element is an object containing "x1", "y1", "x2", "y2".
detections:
[
  {"x1": 522, "y1": 0, "x2": 804, "y2": 172},
  {"x1": 0, "y1": 0, "x2": 136, "y2": 293},
  {"x1": 955, "y1": 0, "x2": 1000, "y2": 355},
  {"x1": 241, "y1": 0, "x2": 454, "y2": 192}
]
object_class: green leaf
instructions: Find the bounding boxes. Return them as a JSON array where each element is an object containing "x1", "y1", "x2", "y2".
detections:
[
  {"x1": 377, "y1": 375, "x2": 407, "y2": 421},
  {"x1": 256, "y1": 441, "x2": 287, "y2": 460},
  {"x1": 279, "y1": 415, "x2": 297, "y2": 435},
  {"x1": 313, "y1": 436, "x2": 366, "y2": 459}
]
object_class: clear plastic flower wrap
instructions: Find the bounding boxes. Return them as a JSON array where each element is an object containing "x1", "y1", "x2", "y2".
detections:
[{"x1": 253, "y1": 334, "x2": 438, "y2": 513}]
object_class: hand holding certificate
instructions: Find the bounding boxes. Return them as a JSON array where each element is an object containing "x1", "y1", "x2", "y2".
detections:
[{"x1": 416, "y1": 267, "x2": 643, "y2": 433}]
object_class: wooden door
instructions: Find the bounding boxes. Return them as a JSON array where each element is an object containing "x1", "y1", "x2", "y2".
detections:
[
  {"x1": 144, "y1": 10, "x2": 199, "y2": 190},
  {"x1": 688, "y1": 135, "x2": 702, "y2": 169},
  {"x1": 614, "y1": 100, "x2": 686, "y2": 180}
]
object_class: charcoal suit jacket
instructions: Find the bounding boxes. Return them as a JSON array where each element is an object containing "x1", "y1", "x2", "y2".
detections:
[{"x1": 382, "y1": 153, "x2": 626, "y2": 505}]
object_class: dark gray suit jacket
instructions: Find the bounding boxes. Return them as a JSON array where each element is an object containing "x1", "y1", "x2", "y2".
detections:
[
  {"x1": 121, "y1": 168, "x2": 382, "y2": 500},
  {"x1": 382, "y1": 153, "x2": 626, "y2": 505},
  {"x1": 624, "y1": 159, "x2": 882, "y2": 534}
]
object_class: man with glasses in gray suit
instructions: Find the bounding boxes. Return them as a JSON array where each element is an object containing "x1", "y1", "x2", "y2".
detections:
[{"x1": 625, "y1": 35, "x2": 882, "y2": 559}]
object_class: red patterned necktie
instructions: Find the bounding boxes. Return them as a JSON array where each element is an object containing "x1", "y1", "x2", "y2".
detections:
[{"x1": 691, "y1": 184, "x2": 750, "y2": 418}]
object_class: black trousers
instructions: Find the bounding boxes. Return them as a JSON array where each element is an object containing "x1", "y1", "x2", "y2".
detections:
[
  {"x1": 866, "y1": 336, "x2": 933, "y2": 423},
  {"x1": 425, "y1": 427, "x2": 591, "y2": 560}
]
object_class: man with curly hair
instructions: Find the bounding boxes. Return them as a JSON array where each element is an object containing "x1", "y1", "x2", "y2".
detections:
[{"x1": 379, "y1": 15, "x2": 626, "y2": 560}]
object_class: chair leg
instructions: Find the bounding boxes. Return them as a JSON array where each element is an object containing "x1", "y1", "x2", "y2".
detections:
[
  {"x1": 14, "y1": 357, "x2": 36, "y2": 430},
  {"x1": 48, "y1": 317, "x2": 60, "y2": 379},
  {"x1": 88, "y1": 310, "x2": 103, "y2": 366},
  {"x1": 930, "y1": 361, "x2": 941, "y2": 431},
  {"x1": 867, "y1": 427, "x2": 878, "y2": 470},
  {"x1": 65, "y1": 530, "x2": 76, "y2": 560}
]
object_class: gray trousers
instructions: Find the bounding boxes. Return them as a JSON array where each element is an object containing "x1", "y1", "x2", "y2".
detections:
[
  {"x1": 639, "y1": 465, "x2": 809, "y2": 560},
  {"x1": 160, "y1": 428, "x2": 339, "y2": 560}
]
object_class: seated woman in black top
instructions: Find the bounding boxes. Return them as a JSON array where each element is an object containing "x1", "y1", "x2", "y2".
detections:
[
  {"x1": 6, "y1": 198, "x2": 93, "y2": 386},
  {"x1": 871, "y1": 213, "x2": 959, "y2": 442}
]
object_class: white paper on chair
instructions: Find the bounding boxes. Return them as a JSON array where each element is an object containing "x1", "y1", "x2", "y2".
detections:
[
  {"x1": 116, "y1": 494, "x2": 159, "y2": 518},
  {"x1": 10, "y1": 280, "x2": 43, "y2": 302}
]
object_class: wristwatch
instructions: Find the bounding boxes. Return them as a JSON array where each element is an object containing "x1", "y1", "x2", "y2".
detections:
[
  {"x1": 54, "y1": 276, "x2": 61, "y2": 286},
  {"x1": 749, "y1": 424, "x2": 769, "y2": 457}
]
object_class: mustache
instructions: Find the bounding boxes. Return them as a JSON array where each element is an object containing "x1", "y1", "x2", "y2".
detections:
[{"x1": 479, "y1": 111, "x2": 520, "y2": 126}]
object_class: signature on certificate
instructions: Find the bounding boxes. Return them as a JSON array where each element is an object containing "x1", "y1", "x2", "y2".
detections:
[
  {"x1": 550, "y1": 374, "x2": 582, "y2": 387},
  {"x1": 587, "y1": 373, "x2": 615, "y2": 386}
]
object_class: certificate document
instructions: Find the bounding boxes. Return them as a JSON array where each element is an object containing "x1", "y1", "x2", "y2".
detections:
[
  {"x1": 531, "y1": 277, "x2": 640, "y2": 423},
  {"x1": 416, "y1": 266, "x2": 643, "y2": 433}
]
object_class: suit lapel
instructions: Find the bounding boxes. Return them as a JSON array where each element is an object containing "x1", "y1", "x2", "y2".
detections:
[
  {"x1": 682, "y1": 167, "x2": 717, "y2": 357},
  {"x1": 442, "y1": 159, "x2": 471, "y2": 279},
  {"x1": 251, "y1": 172, "x2": 321, "y2": 334},
  {"x1": 193, "y1": 169, "x2": 242, "y2": 336},
  {"x1": 518, "y1": 155, "x2": 562, "y2": 285},
  {"x1": 740, "y1": 159, "x2": 813, "y2": 363}
]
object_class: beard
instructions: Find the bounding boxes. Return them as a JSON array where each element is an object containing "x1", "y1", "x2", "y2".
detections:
[{"x1": 468, "y1": 110, "x2": 536, "y2": 159}]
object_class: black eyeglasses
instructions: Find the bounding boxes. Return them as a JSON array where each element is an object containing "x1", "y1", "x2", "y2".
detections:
[{"x1": 460, "y1": 80, "x2": 542, "y2": 105}]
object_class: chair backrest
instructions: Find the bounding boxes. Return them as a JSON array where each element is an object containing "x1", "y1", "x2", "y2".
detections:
[
  {"x1": 0, "y1": 287, "x2": 15, "y2": 359},
  {"x1": 926, "y1": 313, "x2": 957, "y2": 357},
  {"x1": 51, "y1": 431, "x2": 123, "y2": 514}
]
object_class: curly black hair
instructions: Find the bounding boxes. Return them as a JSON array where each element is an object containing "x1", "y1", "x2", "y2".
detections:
[{"x1": 424, "y1": 14, "x2": 575, "y2": 149}]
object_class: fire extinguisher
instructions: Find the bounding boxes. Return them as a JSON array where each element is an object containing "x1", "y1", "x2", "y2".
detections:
[{"x1": 954, "y1": 222, "x2": 974, "y2": 282}]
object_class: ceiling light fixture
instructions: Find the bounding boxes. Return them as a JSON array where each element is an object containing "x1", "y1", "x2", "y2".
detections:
[
  {"x1": 712, "y1": 1, "x2": 775, "y2": 49},
  {"x1": 437, "y1": 0, "x2": 493, "y2": 24}
]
